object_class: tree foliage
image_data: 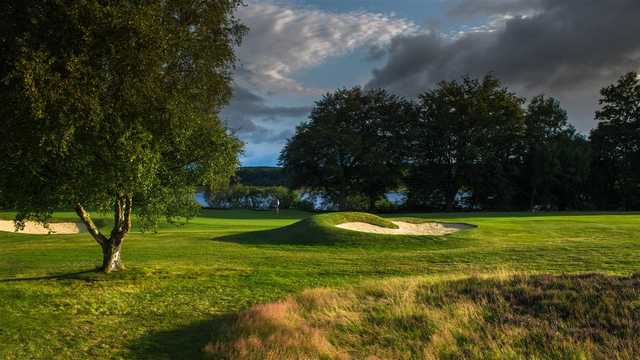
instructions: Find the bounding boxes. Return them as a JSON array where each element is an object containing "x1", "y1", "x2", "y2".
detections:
[
  {"x1": 406, "y1": 75, "x2": 525, "y2": 210},
  {"x1": 590, "y1": 72, "x2": 640, "y2": 210},
  {"x1": 205, "y1": 185, "x2": 297, "y2": 210},
  {"x1": 280, "y1": 73, "x2": 635, "y2": 212},
  {"x1": 280, "y1": 87, "x2": 413, "y2": 210},
  {"x1": 0, "y1": 0, "x2": 245, "y2": 272},
  {"x1": 520, "y1": 96, "x2": 591, "y2": 210},
  {"x1": 234, "y1": 167, "x2": 288, "y2": 187}
]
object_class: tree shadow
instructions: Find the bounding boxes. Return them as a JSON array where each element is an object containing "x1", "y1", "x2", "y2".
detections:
[
  {"x1": 212, "y1": 220, "x2": 468, "y2": 248},
  {"x1": 212, "y1": 219, "x2": 348, "y2": 246},
  {"x1": 125, "y1": 314, "x2": 236, "y2": 359},
  {"x1": 213, "y1": 228, "x2": 304, "y2": 246},
  {"x1": 0, "y1": 269, "x2": 99, "y2": 282},
  {"x1": 394, "y1": 211, "x2": 640, "y2": 219}
]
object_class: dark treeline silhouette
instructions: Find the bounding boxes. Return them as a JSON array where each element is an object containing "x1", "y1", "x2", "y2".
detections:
[
  {"x1": 280, "y1": 73, "x2": 640, "y2": 212},
  {"x1": 233, "y1": 167, "x2": 288, "y2": 187}
]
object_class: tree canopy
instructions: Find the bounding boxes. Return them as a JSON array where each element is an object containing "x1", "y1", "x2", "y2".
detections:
[
  {"x1": 234, "y1": 167, "x2": 289, "y2": 187},
  {"x1": 280, "y1": 87, "x2": 413, "y2": 210},
  {"x1": 406, "y1": 75, "x2": 525, "y2": 210},
  {"x1": 590, "y1": 72, "x2": 640, "y2": 210},
  {"x1": 281, "y1": 73, "x2": 639, "y2": 212},
  {"x1": 0, "y1": 0, "x2": 245, "y2": 272},
  {"x1": 520, "y1": 96, "x2": 590, "y2": 210}
]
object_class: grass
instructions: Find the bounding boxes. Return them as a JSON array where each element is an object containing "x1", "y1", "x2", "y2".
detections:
[
  {"x1": 219, "y1": 212, "x2": 475, "y2": 246},
  {"x1": 207, "y1": 273, "x2": 640, "y2": 359},
  {"x1": 312, "y1": 212, "x2": 400, "y2": 229},
  {"x1": 1, "y1": 209, "x2": 639, "y2": 359}
]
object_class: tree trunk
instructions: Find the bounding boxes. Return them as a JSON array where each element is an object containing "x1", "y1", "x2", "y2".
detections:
[
  {"x1": 101, "y1": 241, "x2": 124, "y2": 273},
  {"x1": 75, "y1": 193, "x2": 132, "y2": 273}
]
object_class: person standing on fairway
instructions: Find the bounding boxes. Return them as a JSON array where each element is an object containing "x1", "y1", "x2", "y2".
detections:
[{"x1": 275, "y1": 198, "x2": 280, "y2": 215}]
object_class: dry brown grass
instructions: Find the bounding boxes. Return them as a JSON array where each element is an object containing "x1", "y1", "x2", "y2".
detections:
[
  {"x1": 205, "y1": 273, "x2": 640, "y2": 359},
  {"x1": 204, "y1": 291, "x2": 352, "y2": 360}
]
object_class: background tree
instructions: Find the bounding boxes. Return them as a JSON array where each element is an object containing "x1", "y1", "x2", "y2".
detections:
[
  {"x1": 590, "y1": 72, "x2": 640, "y2": 210},
  {"x1": 0, "y1": 0, "x2": 245, "y2": 272},
  {"x1": 520, "y1": 96, "x2": 591, "y2": 210},
  {"x1": 280, "y1": 87, "x2": 412, "y2": 210},
  {"x1": 550, "y1": 133, "x2": 591, "y2": 210},
  {"x1": 406, "y1": 75, "x2": 525, "y2": 210},
  {"x1": 233, "y1": 167, "x2": 289, "y2": 187}
]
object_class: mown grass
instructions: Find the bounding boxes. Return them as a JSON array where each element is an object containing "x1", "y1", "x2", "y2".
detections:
[{"x1": 0, "y1": 209, "x2": 639, "y2": 359}]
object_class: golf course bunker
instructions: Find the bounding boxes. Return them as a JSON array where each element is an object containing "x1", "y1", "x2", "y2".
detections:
[
  {"x1": 0, "y1": 220, "x2": 84, "y2": 235},
  {"x1": 336, "y1": 221, "x2": 472, "y2": 236}
]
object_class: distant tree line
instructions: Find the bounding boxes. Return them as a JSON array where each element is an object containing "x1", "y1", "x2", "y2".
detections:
[
  {"x1": 200, "y1": 167, "x2": 294, "y2": 211},
  {"x1": 204, "y1": 185, "x2": 296, "y2": 210},
  {"x1": 280, "y1": 72, "x2": 640, "y2": 212}
]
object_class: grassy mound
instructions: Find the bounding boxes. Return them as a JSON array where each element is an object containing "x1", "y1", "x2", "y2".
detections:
[
  {"x1": 217, "y1": 212, "x2": 461, "y2": 246},
  {"x1": 206, "y1": 273, "x2": 640, "y2": 359},
  {"x1": 313, "y1": 212, "x2": 399, "y2": 229}
]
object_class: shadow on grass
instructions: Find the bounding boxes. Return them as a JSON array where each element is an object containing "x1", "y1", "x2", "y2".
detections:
[
  {"x1": 211, "y1": 217, "x2": 390, "y2": 246},
  {"x1": 0, "y1": 269, "x2": 99, "y2": 282},
  {"x1": 213, "y1": 219, "x2": 472, "y2": 249},
  {"x1": 391, "y1": 210, "x2": 640, "y2": 219},
  {"x1": 125, "y1": 314, "x2": 236, "y2": 360},
  {"x1": 213, "y1": 228, "x2": 305, "y2": 246}
]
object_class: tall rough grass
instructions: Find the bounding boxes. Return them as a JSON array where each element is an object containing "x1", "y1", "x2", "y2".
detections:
[{"x1": 206, "y1": 273, "x2": 640, "y2": 359}]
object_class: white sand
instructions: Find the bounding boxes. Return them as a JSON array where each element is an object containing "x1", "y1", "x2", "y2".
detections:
[
  {"x1": 336, "y1": 221, "x2": 472, "y2": 236},
  {"x1": 0, "y1": 220, "x2": 85, "y2": 235}
]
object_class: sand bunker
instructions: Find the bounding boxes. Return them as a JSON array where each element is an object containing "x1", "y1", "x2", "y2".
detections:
[
  {"x1": 0, "y1": 220, "x2": 85, "y2": 235},
  {"x1": 336, "y1": 221, "x2": 472, "y2": 236}
]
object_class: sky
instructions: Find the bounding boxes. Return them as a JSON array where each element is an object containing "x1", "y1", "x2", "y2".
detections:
[{"x1": 222, "y1": 0, "x2": 640, "y2": 166}]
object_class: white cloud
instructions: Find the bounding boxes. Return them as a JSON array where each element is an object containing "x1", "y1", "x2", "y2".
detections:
[{"x1": 235, "y1": 1, "x2": 419, "y2": 94}]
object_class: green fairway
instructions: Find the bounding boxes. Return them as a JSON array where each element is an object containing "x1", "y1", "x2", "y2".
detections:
[{"x1": 1, "y1": 210, "x2": 639, "y2": 359}]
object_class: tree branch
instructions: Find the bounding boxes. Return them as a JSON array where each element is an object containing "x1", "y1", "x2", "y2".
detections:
[
  {"x1": 74, "y1": 203, "x2": 107, "y2": 246},
  {"x1": 110, "y1": 193, "x2": 132, "y2": 246}
]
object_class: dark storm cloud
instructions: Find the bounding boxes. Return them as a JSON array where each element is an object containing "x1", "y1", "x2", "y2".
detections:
[
  {"x1": 224, "y1": 86, "x2": 311, "y2": 120},
  {"x1": 368, "y1": 0, "x2": 640, "y2": 131},
  {"x1": 242, "y1": 128, "x2": 295, "y2": 144},
  {"x1": 447, "y1": 0, "x2": 544, "y2": 18},
  {"x1": 221, "y1": 86, "x2": 311, "y2": 143}
]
